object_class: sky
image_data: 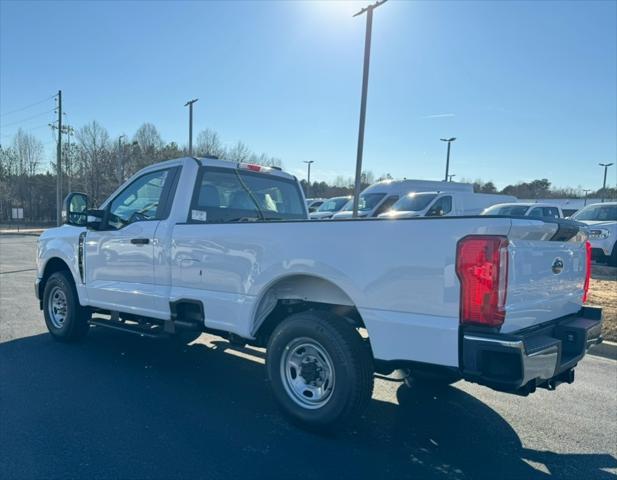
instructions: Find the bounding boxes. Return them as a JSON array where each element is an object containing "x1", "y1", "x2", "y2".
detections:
[{"x1": 1, "y1": 0, "x2": 616, "y2": 191}]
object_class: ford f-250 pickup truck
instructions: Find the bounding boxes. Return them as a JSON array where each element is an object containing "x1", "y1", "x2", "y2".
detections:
[{"x1": 36, "y1": 156, "x2": 603, "y2": 431}]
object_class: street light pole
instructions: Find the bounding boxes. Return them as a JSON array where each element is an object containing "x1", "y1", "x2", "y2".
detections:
[
  {"x1": 582, "y1": 189, "x2": 591, "y2": 206},
  {"x1": 55, "y1": 90, "x2": 62, "y2": 226},
  {"x1": 448, "y1": 174, "x2": 456, "y2": 182},
  {"x1": 303, "y1": 160, "x2": 314, "y2": 197},
  {"x1": 440, "y1": 137, "x2": 456, "y2": 182},
  {"x1": 599, "y1": 163, "x2": 614, "y2": 203},
  {"x1": 117, "y1": 134, "x2": 126, "y2": 184},
  {"x1": 352, "y1": 0, "x2": 388, "y2": 218},
  {"x1": 184, "y1": 98, "x2": 198, "y2": 156}
]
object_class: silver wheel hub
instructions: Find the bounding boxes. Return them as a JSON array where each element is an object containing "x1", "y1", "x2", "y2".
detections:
[
  {"x1": 48, "y1": 286, "x2": 68, "y2": 329},
  {"x1": 280, "y1": 338, "x2": 335, "y2": 409}
]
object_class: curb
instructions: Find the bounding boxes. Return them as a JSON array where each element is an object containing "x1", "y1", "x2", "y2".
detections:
[
  {"x1": 0, "y1": 231, "x2": 43, "y2": 237},
  {"x1": 588, "y1": 340, "x2": 617, "y2": 360}
]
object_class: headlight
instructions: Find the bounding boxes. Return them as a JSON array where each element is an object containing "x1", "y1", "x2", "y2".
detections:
[{"x1": 588, "y1": 228, "x2": 610, "y2": 240}]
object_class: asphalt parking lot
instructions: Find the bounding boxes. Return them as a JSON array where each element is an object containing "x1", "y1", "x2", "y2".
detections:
[{"x1": 1, "y1": 235, "x2": 616, "y2": 480}]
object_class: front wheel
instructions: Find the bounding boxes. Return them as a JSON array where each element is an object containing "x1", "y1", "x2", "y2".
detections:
[
  {"x1": 43, "y1": 271, "x2": 90, "y2": 342},
  {"x1": 266, "y1": 312, "x2": 374, "y2": 432}
]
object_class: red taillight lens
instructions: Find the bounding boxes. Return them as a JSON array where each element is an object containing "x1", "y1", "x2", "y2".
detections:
[
  {"x1": 244, "y1": 163, "x2": 262, "y2": 172},
  {"x1": 583, "y1": 240, "x2": 592, "y2": 303},
  {"x1": 456, "y1": 235, "x2": 509, "y2": 327}
]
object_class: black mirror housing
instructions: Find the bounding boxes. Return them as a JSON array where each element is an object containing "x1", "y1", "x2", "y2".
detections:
[
  {"x1": 63, "y1": 192, "x2": 89, "y2": 226},
  {"x1": 86, "y1": 209, "x2": 106, "y2": 230}
]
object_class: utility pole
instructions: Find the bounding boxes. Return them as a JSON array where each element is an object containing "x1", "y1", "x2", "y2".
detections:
[
  {"x1": 599, "y1": 163, "x2": 614, "y2": 203},
  {"x1": 448, "y1": 174, "x2": 456, "y2": 182},
  {"x1": 184, "y1": 98, "x2": 198, "y2": 156},
  {"x1": 440, "y1": 137, "x2": 456, "y2": 182},
  {"x1": 117, "y1": 134, "x2": 126, "y2": 184},
  {"x1": 55, "y1": 90, "x2": 62, "y2": 226},
  {"x1": 352, "y1": 0, "x2": 388, "y2": 218},
  {"x1": 582, "y1": 189, "x2": 591, "y2": 206},
  {"x1": 303, "y1": 160, "x2": 314, "y2": 197},
  {"x1": 63, "y1": 125, "x2": 74, "y2": 193}
]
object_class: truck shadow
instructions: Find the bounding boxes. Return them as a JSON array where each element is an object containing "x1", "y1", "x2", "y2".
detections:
[{"x1": 0, "y1": 330, "x2": 615, "y2": 480}]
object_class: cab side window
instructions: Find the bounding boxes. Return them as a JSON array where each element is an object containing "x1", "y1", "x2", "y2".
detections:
[
  {"x1": 528, "y1": 207, "x2": 543, "y2": 218},
  {"x1": 427, "y1": 196, "x2": 452, "y2": 216},
  {"x1": 107, "y1": 169, "x2": 170, "y2": 229}
]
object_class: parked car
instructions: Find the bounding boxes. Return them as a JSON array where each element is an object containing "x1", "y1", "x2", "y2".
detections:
[
  {"x1": 36, "y1": 157, "x2": 602, "y2": 431},
  {"x1": 305, "y1": 198, "x2": 325, "y2": 213},
  {"x1": 310, "y1": 196, "x2": 352, "y2": 220},
  {"x1": 571, "y1": 202, "x2": 617, "y2": 266},
  {"x1": 332, "y1": 179, "x2": 474, "y2": 219},
  {"x1": 378, "y1": 192, "x2": 517, "y2": 219},
  {"x1": 481, "y1": 202, "x2": 564, "y2": 219}
]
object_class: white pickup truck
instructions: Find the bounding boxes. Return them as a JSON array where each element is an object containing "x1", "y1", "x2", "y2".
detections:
[{"x1": 36, "y1": 157, "x2": 603, "y2": 431}]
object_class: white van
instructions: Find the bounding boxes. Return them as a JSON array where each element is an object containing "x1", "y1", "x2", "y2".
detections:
[
  {"x1": 378, "y1": 191, "x2": 518, "y2": 219},
  {"x1": 332, "y1": 179, "x2": 474, "y2": 219}
]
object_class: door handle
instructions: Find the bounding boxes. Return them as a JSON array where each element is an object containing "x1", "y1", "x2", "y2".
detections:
[{"x1": 130, "y1": 238, "x2": 150, "y2": 245}]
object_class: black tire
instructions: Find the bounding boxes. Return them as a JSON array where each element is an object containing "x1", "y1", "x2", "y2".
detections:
[
  {"x1": 266, "y1": 311, "x2": 374, "y2": 432},
  {"x1": 43, "y1": 271, "x2": 90, "y2": 342}
]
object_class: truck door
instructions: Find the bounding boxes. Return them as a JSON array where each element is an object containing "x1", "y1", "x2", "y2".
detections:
[{"x1": 84, "y1": 167, "x2": 178, "y2": 319}]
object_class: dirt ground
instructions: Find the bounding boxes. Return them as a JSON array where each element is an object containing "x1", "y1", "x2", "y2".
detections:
[{"x1": 589, "y1": 271, "x2": 617, "y2": 342}]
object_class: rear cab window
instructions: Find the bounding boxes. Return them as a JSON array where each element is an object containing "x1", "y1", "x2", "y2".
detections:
[{"x1": 190, "y1": 166, "x2": 306, "y2": 223}]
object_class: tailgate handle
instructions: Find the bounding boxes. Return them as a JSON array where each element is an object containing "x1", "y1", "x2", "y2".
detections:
[{"x1": 130, "y1": 238, "x2": 150, "y2": 245}]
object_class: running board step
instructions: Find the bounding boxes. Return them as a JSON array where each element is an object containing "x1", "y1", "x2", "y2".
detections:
[{"x1": 89, "y1": 318, "x2": 168, "y2": 338}]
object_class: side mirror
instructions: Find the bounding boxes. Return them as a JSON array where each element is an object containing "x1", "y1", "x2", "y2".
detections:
[{"x1": 62, "y1": 193, "x2": 89, "y2": 226}]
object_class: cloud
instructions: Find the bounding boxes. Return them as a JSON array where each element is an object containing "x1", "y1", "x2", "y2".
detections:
[{"x1": 422, "y1": 113, "x2": 456, "y2": 119}]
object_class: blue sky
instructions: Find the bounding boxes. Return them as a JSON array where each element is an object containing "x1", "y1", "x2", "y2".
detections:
[{"x1": 1, "y1": 0, "x2": 615, "y2": 190}]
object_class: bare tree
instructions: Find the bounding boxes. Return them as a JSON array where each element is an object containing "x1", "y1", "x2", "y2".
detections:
[
  {"x1": 133, "y1": 123, "x2": 163, "y2": 153},
  {"x1": 195, "y1": 129, "x2": 224, "y2": 158},
  {"x1": 226, "y1": 141, "x2": 250, "y2": 162},
  {"x1": 76, "y1": 121, "x2": 111, "y2": 204},
  {"x1": 13, "y1": 128, "x2": 43, "y2": 176}
]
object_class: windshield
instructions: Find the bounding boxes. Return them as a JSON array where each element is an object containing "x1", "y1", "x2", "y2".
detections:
[
  {"x1": 391, "y1": 193, "x2": 438, "y2": 212},
  {"x1": 572, "y1": 204, "x2": 617, "y2": 222},
  {"x1": 317, "y1": 197, "x2": 349, "y2": 212},
  {"x1": 482, "y1": 204, "x2": 531, "y2": 216},
  {"x1": 340, "y1": 193, "x2": 386, "y2": 212}
]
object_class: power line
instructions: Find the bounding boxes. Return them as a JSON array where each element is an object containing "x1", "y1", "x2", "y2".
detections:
[
  {"x1": 0, "y1": 108, "x2": 56, "y2": 129},
  {"x1": 0, "y1": 94, "x2": 55, "y2": 117},
  {"x1": 0, "y1": 123, "x2": 50, "y2": 138}
]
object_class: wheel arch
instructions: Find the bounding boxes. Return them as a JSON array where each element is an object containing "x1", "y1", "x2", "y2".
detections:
[
  {"x1": 251, "y1": 274, "x2": 371, "y2": 351},
  {"x1": 38, "y1": 257, "x2": 74, "y2": 308}
]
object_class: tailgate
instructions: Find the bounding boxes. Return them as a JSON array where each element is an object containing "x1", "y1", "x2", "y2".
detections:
[{"x1": 503, "y1": 219, "x2": 588, "y2": 333}]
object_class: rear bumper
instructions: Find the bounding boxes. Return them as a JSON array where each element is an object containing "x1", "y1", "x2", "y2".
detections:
[{"x1": 461, "y1": 306, "x2": 603, "y2": 395}]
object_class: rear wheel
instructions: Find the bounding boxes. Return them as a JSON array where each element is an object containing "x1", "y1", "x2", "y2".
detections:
[
  {"x1": 43, "y1": 271, "x2": 90, "y2": 342},
  {"x1": 266, "y1": 312, "x2": 374, "y2": 432}
]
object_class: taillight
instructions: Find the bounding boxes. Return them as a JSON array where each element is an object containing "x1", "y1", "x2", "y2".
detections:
[
  {"x1": 583, "y1": 240, "x2": 592, "y2": 303},
  {"x1": 456, "y1": 235, "x2": 509, "y2": 327}
]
